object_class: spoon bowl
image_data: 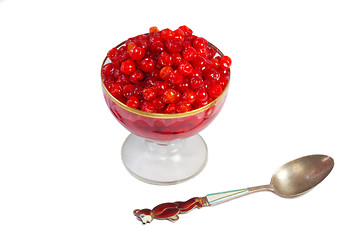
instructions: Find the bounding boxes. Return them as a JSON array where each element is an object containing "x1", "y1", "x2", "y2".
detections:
[{"x1": 270, "y1": 155, "x2": 334, "y2": 198}]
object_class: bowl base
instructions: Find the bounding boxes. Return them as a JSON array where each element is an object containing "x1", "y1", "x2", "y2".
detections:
[{"x1": 121, "y1": 134, "x2": 208, "y2": 185}]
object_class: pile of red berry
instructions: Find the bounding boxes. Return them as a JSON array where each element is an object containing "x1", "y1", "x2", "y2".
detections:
[{"x1": 102, "y1": 26, "x2": 231, "y2": 114}]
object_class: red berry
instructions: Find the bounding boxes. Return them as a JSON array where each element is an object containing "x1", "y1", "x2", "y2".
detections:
[
  {"x1": 204, "y1": 68, "x2": 220, "y2": 82},
  {"x1": 151, "y1": 41, "x2": 165, "y2": 52},
  {"x1": 178, "y1": 61, "x2": 193, "y2": 76},
  {"x1": 206, "y1": 46, "x2": 216, "y2": 59},
  {"x1": 190, "y1": 76, "x2": 204, "y2": 90},
  {"x1": 153, "y1": 81, "x2": 167, "y2": 95},
  {"x1": 177, "y1": 80, "x2": 190, "y2": 93},
  {"x1": 149, "y1": 26, "x2": 159, "y2": 33},
  {"x1": 129, "y1": 46, "x2": 145, "y2": 61},
  {"x1": 164, "y1": 103, "x2": 176, "y2": 113},
  {"x1": 107, "y1": 48, "x2": 118, "y2": 61},
  {"x1": 120, "y1": 59, "x2": 136, "y2": 75},
  {"x1": 152, "y1": 97, "x2": 166, "y2": 112},
  {"x1": 192, "y1": 56, "x2": 209, "y2": 71},
  {"x1": 195, "y1": 88, "x2": 208, "y2": 102},
  {"x1": 168, "y1": 70, "x2": 183, "y2": 85},
  {"x1": 116, "y1": 74, "x2": 130, "y2": 85},
  {"x1": 162, "y1": 89, "x2": 178, "y2": 103},
  {"x1": 142, "y1": 88, "x2": 156, "y2": 101},
  {"x1": 211, "y1": 58, "x2": 220, "y2": 70},
  {"x1": 166, "y1": 39, "x2": 183, "y2": 53},
  {"x1": 176, "y1": 101, "x2": 191, "y2": 113},
  {"x1": 133, "y1": 85, "x2": 144, "y2": 99},
  {"x1": 191, "y1": 69, "x2": 202, "y2": 77},
  {"x1": 126, "y1": 96, "x2": 140, "y2": 109},
  {"x1": 141, "y1": 101, "x2": 156, "y2": 113},
  {"x1": 208, "y1": 83, "x2": 223, "y2": 98},
  {"x1": 192, "y1": 37, "x2": 207, "y2": 49},
  {"x1": 182, "y1": 90, "x2": 196, "y2": 104},
  {"x1": 193, "y1": 99, "x2": 208, "y2": 109},
  {"x1": 140, "y1": 58, "x2": 155, "y2": 72},
  {"x1": 109, "y1": 83, "x2": 122, "y2": 98},
  {"x1": 173, "y1": 28, "x2": 185, "y2": 42},
  {"x1": 161, "y1": 28, "x2": 174, "y2": 40},
  {"x1": 171, "y1": 53, "x2": 183, "y2": 66},
  {"x1": 129, "y1": 70, "x2": 144, "y2": 84},
  {"x1": 158, "y1": 52, "x2": 173, "y2": 66},
  {"x1": 220, "y1": 56, "x2": 232, "y2": 69},
  {"x1": 178, "y1": 25, "x2": 193, "y2": 37},
  {"x1": 102, "y1": 63, "x2": 115, "y2": 77},
  {"x1": 182, "y1": 47, "x2": 197, "y2": 61},
  {"x1": 196, "y1": 48, "x2": 208, "y2": 58},
  {"x1": 122, "y1": 84, "x2": 135, "y2": 98},
  {"x1": 159, "y1": 66, "x2": 173, "y2": 81}
]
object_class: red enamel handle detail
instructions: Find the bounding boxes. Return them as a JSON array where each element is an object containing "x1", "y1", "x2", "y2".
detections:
[{"x1": 133, "y1": 197, "x2": 205, "y2": 224}]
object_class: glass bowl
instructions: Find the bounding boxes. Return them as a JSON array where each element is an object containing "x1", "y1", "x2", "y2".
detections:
[{"x1": 101, "y1": 41, "x2": 230, "y2": 185}]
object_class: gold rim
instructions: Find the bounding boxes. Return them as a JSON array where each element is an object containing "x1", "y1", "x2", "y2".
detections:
[{"x1": 100, "y1": 40, "x2": 230, "y2": 119}]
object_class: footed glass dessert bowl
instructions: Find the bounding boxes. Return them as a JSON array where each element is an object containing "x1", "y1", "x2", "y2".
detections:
[{"x1": 101, "y1": 26, "x2": 230, "y2": 185}]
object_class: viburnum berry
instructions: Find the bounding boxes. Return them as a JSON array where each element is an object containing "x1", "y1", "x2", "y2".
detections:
[
  {"x1": 152, "y1": 81, "x2": 166, "y2": 95},
  {"x1": 208, "y1": 83, "x2": 223, "y2": 98},
  {"x1": 116, "y1": 74, "x2": 130, "y2": 85},
  {"x1": 162, "y1": 89, "x2": 178, "y2": 103},
  {"x1": 190, "y1": 76, "x2": 204, "y2": 90},
  {"x1": 178, "y1": 61, "x2": 193, "y2": 76},
  {"x1": 182, "y1": 47, "x2": 197, "y2": 62},
  {"x1": 102, "y1": 63, "x2": 115, "y2": 77},
  {"x1": 126, "y1": 95, "x2": 140, "y2": 109},
  {"x1": 107, "y1": 48, "x2": 118, "y2": 62},
  {"x1": 120, "y1": 59, "x2": 136, "y2": 75},
  {"x1": 149, "y1": 26, "x2": 159, "y2": 33},
  {"x1": 140, "y1": 58, "x2": 155, "y2": 72},
  {"x1": 168, "y1": 70, "x2": 183, "y2": 85},
  {"x1": 171, "y1": 53, "x2": 183, "y2": 66},
  {"x1": 129, "y1": 46, "x2": 145, "y2": 61},
  {"x1": 158, "y1": 52, "x2": 173, "y2": 66},
  {"x1": 176, "y1": 101, "x2": 191, "y2": 113},
  {"x1": 182, "y1": 90, "x2": 196, "y2": 104},
  {"x1": 195, "y1": 88, "x2": 209, "y2": 102},
  {"x1": 220, "y1": 56, "x2": 232, "y2": 69},
  {"x1": 164, "y1": 103, "x2": 176, "y2": 113},
  {"x1": 192, "y1": 37, "x2": 207, "y2": 49},
  {"x1": 129, "y1": 70, "x2": 144, "y2": 84},
  {"x1": 122, "y1": 84, "x2": 135, "y2": 98},
  {"x1": 204, "y1": 68, "x2": 220, "y2": 82},
  {"x1": 109, "y1": 83, "x2": 122, "y2": 98},
  {"x1": 178, "y1": 25, "x2": 193, "y2": 37},
  {"x1": 159, "y1": 66, "x2": 173, "y2": 81},
  {"x1": 177, "y1": 80, "x2": 190, "y2": 93},
  {"x1": 152, "y1": 97, "x2": 166, "y2": 112},
  {"x1": 141, "y1": 101, "x2": 156, "y2": 113},
  {"x1": 142, "y1": 88, "x2": 156, "y2": 101},
  {"x1": 173, "y1": 28, "x2": 185, "y2": 42},
  {"x1": 161, "y1": 28, "x2": 174, "y2": 40},
  {"x1": 151, "y1": 41, "x2": 165, "y2": 52},
  {"x1": 166, "y1": 39, "x2": 183, "y2": 53}
]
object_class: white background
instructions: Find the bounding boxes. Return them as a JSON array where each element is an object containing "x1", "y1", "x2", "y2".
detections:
[{"x1": 1, "y1": 0, "x2": 348, "y2": 239}]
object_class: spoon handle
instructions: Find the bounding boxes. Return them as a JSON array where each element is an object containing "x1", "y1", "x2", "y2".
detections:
[
  {"x1": 205, "y1": 185, "x2": 271, "y2": 206},
  {"x1": 133, "y1": 185, "x2": 271, "y2": 224}
]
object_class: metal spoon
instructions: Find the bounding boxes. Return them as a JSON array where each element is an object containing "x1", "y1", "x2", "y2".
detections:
[{"x1": 133, "y1": 154, "x2": 334, "y2": 224}]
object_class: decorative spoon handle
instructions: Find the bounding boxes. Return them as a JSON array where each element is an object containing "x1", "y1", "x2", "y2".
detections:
[
  {"x1": 133, "y1": 197, "x2": 207, "y2": 224},
  {"x1": 133, "y1": 185, "x2": 271, "y2": 224}
]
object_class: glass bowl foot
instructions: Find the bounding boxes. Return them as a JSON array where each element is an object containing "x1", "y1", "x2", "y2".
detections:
[{"x1": 121, "y1": 134, "x2": 208, "y2": 185}]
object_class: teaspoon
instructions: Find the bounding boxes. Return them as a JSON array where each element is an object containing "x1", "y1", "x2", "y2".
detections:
[{"x1": 134, "y1": 154, "x2": 334, "y2": 224}]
